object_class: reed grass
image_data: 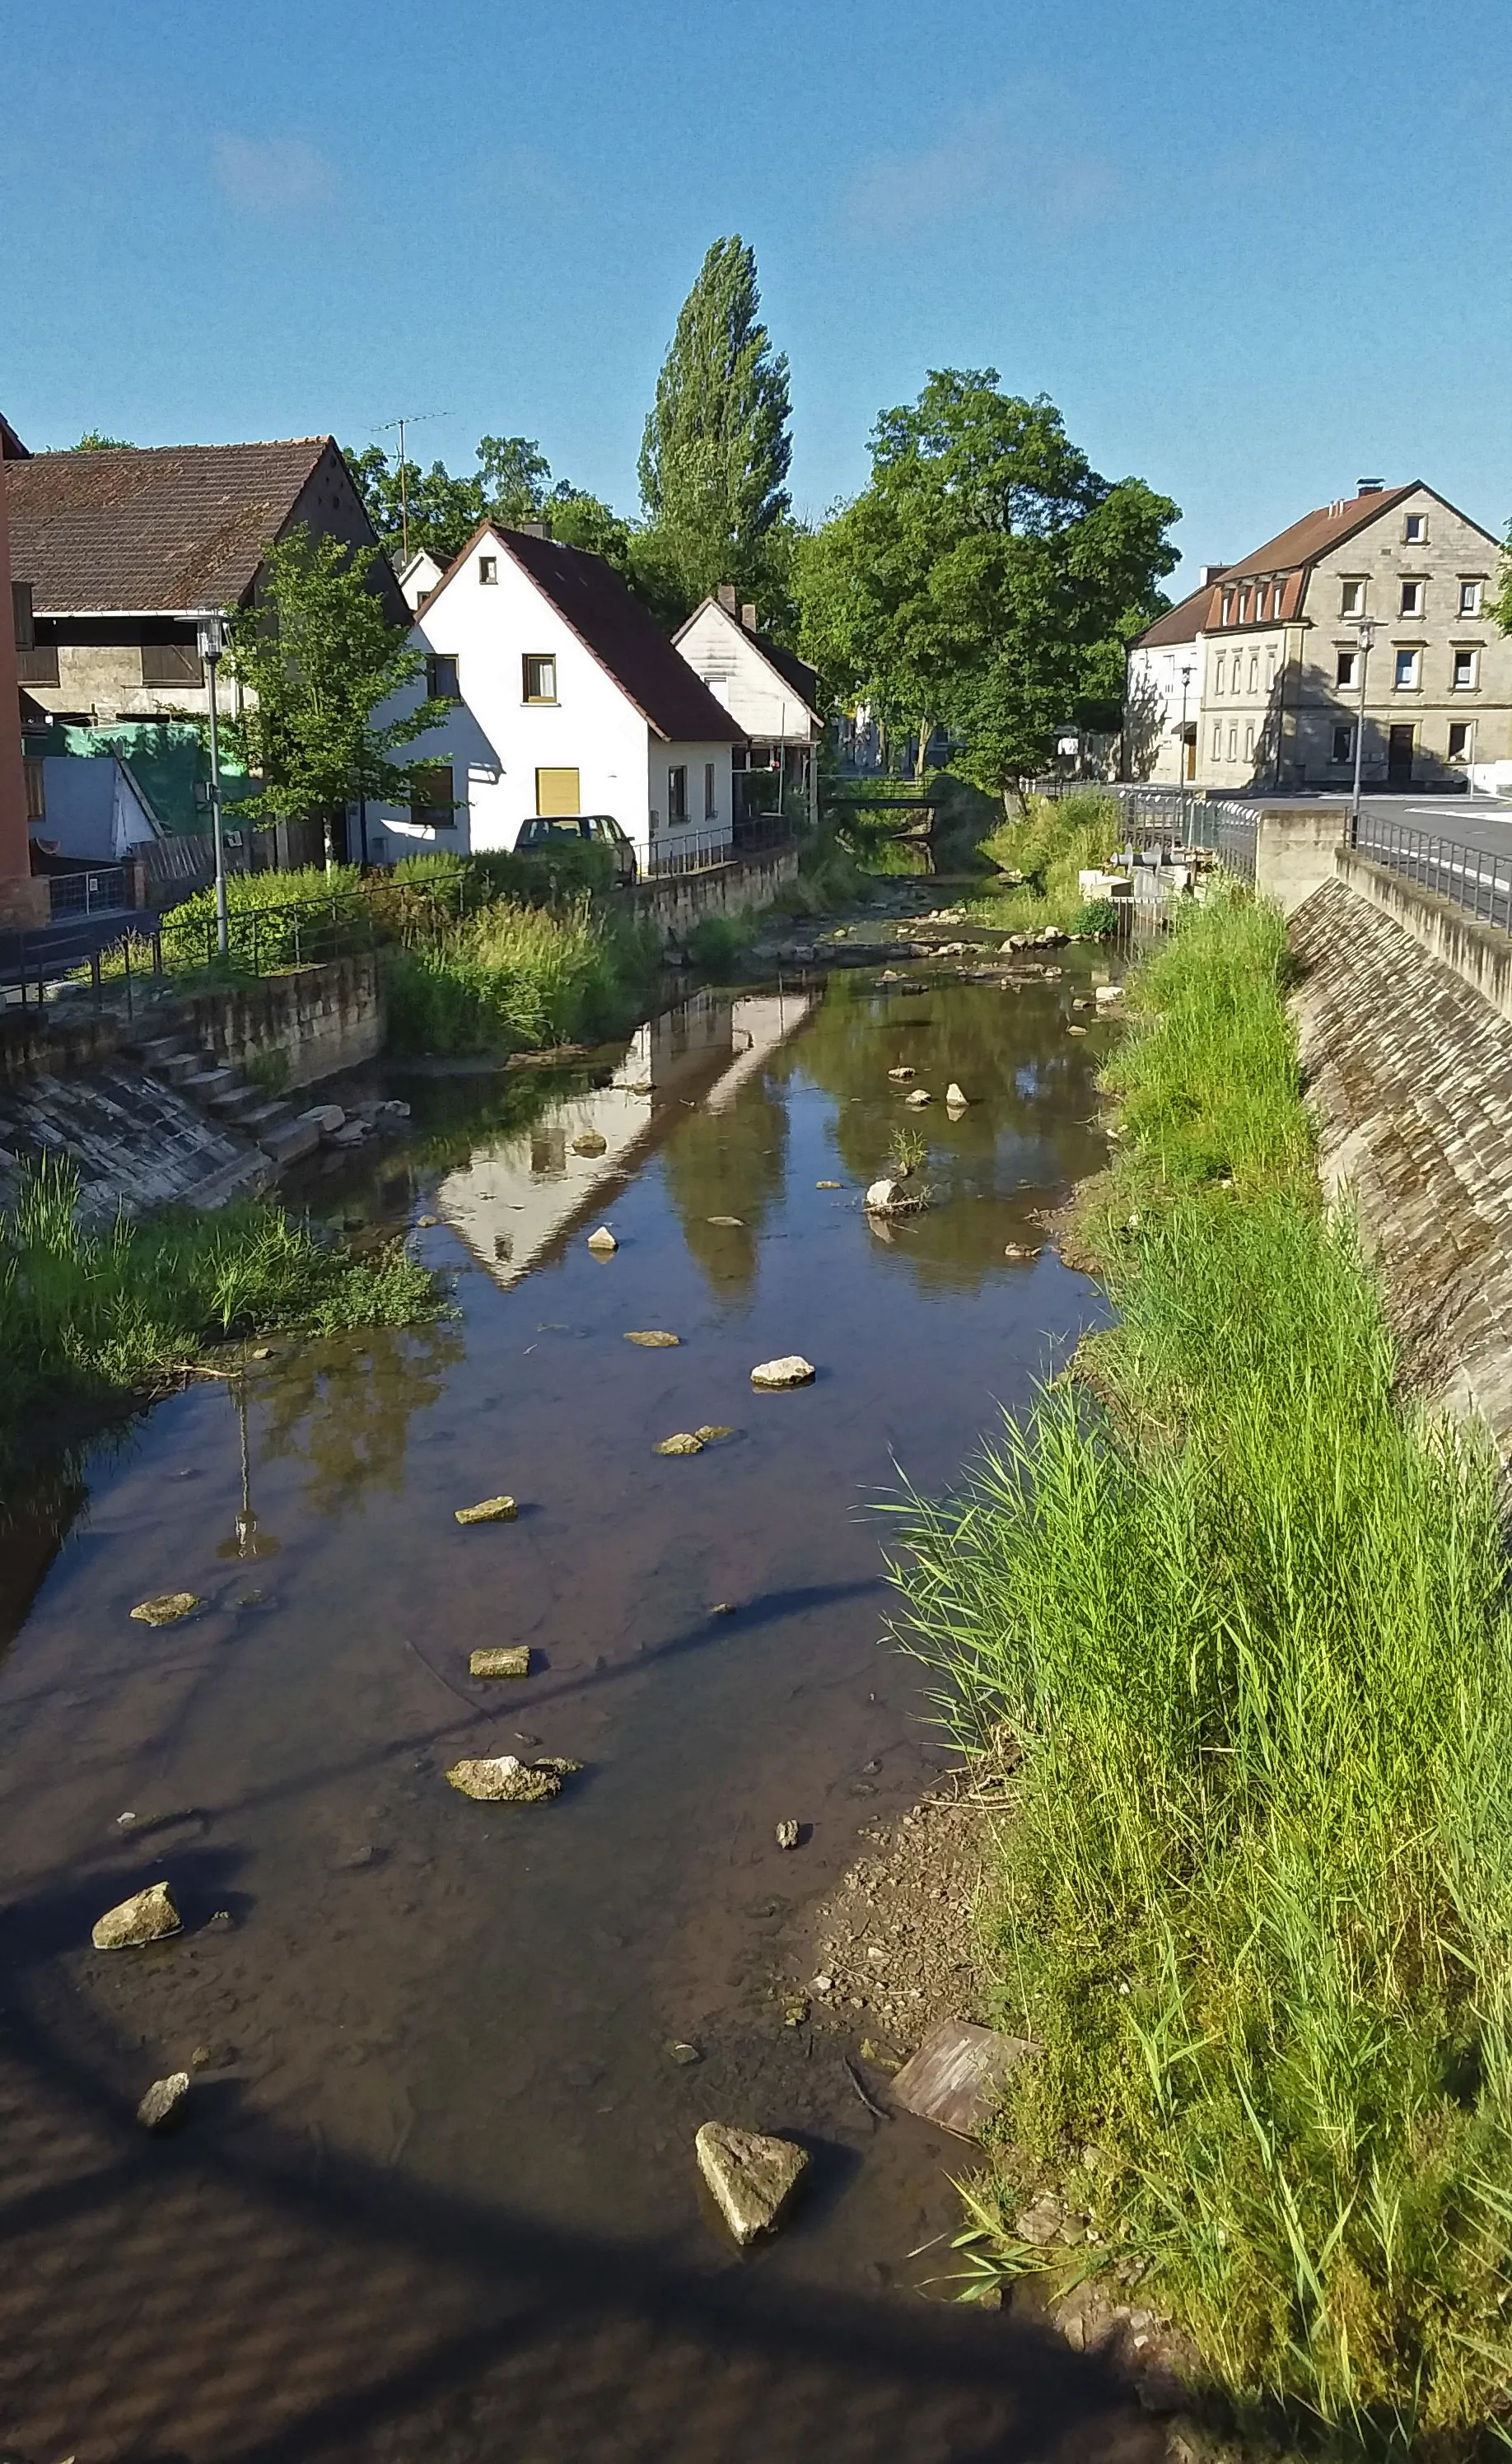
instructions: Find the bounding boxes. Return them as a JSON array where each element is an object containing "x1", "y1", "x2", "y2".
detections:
[
  {"x1": 890, "y1": 889, "x2": 1512, "y2": 2453},
  {"x1": 384, "y1": 893, "x2": 656, "y2": 1056},
  {"x1": 0, "y1": 1156, "x2": 441, "y2": 1462},
  {"x1": 970, "y1": 791, "x2": 1122, "y2": 935}
]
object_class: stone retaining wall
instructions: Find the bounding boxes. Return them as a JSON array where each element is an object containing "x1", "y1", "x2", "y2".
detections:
[
  {"x1": 1289, "y1": 875, "x2": 1512, "y2": 1455},
  {"x1": 624, "y1": 842, "x2": 800, "y2": 946},
  {"x1": 1332, "y1": 847, "x2": 1512, "y2": 1030},
  {"x1": 174, "y1": 952, "x2": 383, "y2": 1090}
]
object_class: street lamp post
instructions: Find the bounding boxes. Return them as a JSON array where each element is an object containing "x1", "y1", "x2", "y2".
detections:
[
  {"x1": 1348, "y1": 615, "x2": 1375, "y2": 847},
  {"x1": 197, "y1": 614, "x2": 229, "y2": 957},
  {"x1": 1177, "y1": 660, "x2": 1194, "y2": 838}
]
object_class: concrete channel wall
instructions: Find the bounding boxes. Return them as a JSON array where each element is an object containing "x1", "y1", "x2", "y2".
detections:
[
  {"x1": 625, "y1": 841, "x2": 800, "y2": 945},
  {"x1": 170, "y1": 952, "x2": 383, "y2": 1090}
]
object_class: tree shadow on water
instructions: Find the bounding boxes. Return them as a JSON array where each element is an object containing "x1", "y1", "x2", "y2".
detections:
[{"x1": 0, "y1": 1855, "x2": 1164, "y2": 2464}]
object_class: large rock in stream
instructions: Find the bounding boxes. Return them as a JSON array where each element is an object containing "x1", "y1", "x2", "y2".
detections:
[
  {"x1": 749, "y1": 1356, "x2": 815, "y2": 1390},
  {"x1": 446, "y1": 1753, "x2": 580, "y2": 1803},
  {"x1": 695, "y1": 2121, "x2": 809, "y2": 2243},
  {"x1": 92, "y1": 1882, "x2": 182, "y2": 1951}
]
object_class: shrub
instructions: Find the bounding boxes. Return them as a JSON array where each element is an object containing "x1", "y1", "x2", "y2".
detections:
[
  {"x1": 385, "y1": 894, "x2": 656, "y2": 1057},
  {"x1": 684, "y1": 913, "x2": 754, "y2": 975}
]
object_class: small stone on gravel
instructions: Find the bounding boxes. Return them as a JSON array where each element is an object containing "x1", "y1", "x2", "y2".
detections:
[
  {"x1": 137, "y1": 2072, "x2": 190, "y2": 2133},
  {"x1": 469, "y1": 1646, "x2": 530, "y2": 1679},
  {"x1": 129, "y1": 1593, "x2": 203, "y2": 1626}
]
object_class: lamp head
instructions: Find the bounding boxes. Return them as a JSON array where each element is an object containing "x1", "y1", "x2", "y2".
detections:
[{"x1": 196, "y1": 612, "x2": 227, "y2": 664}]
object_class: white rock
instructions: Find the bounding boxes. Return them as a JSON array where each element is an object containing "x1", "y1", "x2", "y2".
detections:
[
  {"x1": 945, "y1": 1083, "x2": 970, "y2": 1108},
  {"x1": 1094, "y1": 983, "x2": 1122, "y2": 1005},
  {"x1": 749, "y1": 1356, "x2": 816, "y2": 1390},
  {"x1": 865, "y1": 1178, "x2": 905, "y2": 1214},
  {"x1": 586, "y1": 1226, "x2": 618, "y2": 1254},
  {"x1": 138, "y1": 2072, "x2": 190, "y2": 2132},
  {"x1": 92, "y1": 1881, "x2": 181, "y2": 1951},
  {"x1": 904, "y1": 1089, "x2": 932, "y2": 1108},
  {"x1": 695, "y1": 2121, "x2": 809, "y2": 2244}
]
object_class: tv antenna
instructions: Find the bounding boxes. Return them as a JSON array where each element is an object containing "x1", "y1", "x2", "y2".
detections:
[{"x1": 376, "y1": 412, "x2": 447, "y2": 565}]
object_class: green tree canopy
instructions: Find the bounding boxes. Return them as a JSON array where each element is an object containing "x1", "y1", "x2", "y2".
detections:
[
  {"x1": 637, "y1": 236, "x2": 793, "y2": 618},
  {"x1": 797, "y1": 371, "x2": 1178, "y2": 791},
  {"x1": 223, "y1": 526, "x2": 449, "y2": 852},
  {"x1": 72, "y1": 431, "x2": 133, "y2": 450},
  {"x1": 348, "y1": 436, "x2": 632, "y2": 577}
]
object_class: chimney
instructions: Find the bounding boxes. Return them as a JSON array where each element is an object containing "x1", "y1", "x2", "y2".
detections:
[
  {"x1": 1356, "y1": 478, "x2": 1384, "y2": 496},
  {"x1": 716, "y1": 582, "x2": 738, "y2": 613},
  {"x1": 1198, "y1": 564, "x2": 1227, "y2": 587},
  {"x1": 521, "y1": 518, "x2": 551, "y2": 539},
  {"x1": 740, "y1": 603, "x2": 758, "y2": 630}
]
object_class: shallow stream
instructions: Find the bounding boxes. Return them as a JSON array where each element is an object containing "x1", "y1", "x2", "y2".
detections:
[{"x1": 0, "y1": 961, "x2": 1164, "y2": 2463}]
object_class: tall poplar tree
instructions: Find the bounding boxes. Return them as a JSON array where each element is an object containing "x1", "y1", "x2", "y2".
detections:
[{"x1": 637, "y1": 236, "x2": 792, "y2": 616}]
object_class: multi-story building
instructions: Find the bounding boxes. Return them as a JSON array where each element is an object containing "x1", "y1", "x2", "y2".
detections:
[{"x1": 1127, "y1": 482, "x2": 1509, "y2": 794}]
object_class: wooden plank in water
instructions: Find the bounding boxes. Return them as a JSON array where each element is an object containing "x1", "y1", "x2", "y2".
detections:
[{"x1": 889, "y1": 2019, "x2": 1035, "y2": 2140}]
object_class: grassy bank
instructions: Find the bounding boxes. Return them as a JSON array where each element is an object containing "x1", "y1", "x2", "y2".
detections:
[
  {"x1": 384, "y1": 891, "x2": 657, "y2": 1056},
  {"x1": 967, "y1": 789, "x2": 1122, "y2": 936},
  {"x1": 0, "y1": 1157, "x2": 442, "y2": 1469},
  {"x1": 892, "y1": 893, "x2": 1512, "y2": 2454}
]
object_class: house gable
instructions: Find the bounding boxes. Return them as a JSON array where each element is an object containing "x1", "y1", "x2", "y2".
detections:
[{"x1": 674, "y1": 596, "x2": 823, "y2": 736}]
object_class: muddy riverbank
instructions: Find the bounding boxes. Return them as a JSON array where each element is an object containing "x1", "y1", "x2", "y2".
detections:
[{"x1": 0, "y1": 957, "x2": 1164, "y2": 2464}]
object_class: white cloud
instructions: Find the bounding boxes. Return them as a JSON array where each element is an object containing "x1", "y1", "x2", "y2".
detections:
[
  {"x1": 846, "y1": 96, "x2": 1115, "y2": 241},
  {"x1": 213, "y1": 133, "x2": 338, "y2": 216}
]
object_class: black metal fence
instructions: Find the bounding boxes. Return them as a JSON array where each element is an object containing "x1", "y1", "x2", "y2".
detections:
[
  {"x1": 1351, "y1": 813, "x2": 1512, "y2": 932},
  {"x1": 46, "y1": 867, "x2": 129, "y2": 919}
]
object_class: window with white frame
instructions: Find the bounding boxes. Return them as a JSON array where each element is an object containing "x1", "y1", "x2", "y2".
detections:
[
  {"x1": 1214, "y1": 653, "x2": 1226, "y2": 693},
  {"x1": 1399, "y1": 579, "x2": 1425, "y2": 617},
  {"x1": 1244, "y1": 723, "x2": 1255, "y2": 757},
  {"x1": 1394, "y1": 648, "x2": 1421, "y2": 689},
  {"x1": 1403, "y1": 511, "x2": 1428, "y2": 544},
  {"x1": 1331, "y1": 725, "x2": 1355, "y2": 763},
  {"x1": 1453, "y1": 648, "x2": 1479, "y2": 690},
  {"x1": 1337, "y1": 650, "x2": 1358, "y2": 688},
  {"x1": 1212, "y1": 722, "x2": 1223, "y2": 758},
  {"x1": 1341, "y1": 578, "x2": 1365, "y2": 615},
  {"x1": 1459, "y1": 579, "x2": 1483, "y2": 616},
  {"x1": 478, "y1": 555, "x2": 497, "y2": 584},
  {"x1": 1220, "y1": 592, "x2": 1234, "y2": 624},
  {"x1": 1228, "y1": 724, "x2": 1238, "y2": 758},
  {"x1": 1248, "y1": 654, "x2": 1258, "y2": 692},
  {"x1": 1266, "y1": 647, "x2": 1277, "y2": 688}
]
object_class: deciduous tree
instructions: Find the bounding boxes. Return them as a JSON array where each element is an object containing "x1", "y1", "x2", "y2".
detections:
[
  {"x1": 223, "y1": 526, "x2": 449, "y2": 866},
  {"x1": 638, "y1": 236, "x2": 792, "y2": 617},
  {"x1": 797, "y1": 371, "x2": 1177, "y2": 793}
]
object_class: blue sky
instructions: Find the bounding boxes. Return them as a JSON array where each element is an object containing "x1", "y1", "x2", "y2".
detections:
[{"x1": 3, "y1": 0, "x2": 1509, "y2": 591}]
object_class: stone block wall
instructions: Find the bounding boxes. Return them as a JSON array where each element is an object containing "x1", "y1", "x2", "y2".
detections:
[
  {"x1": 1289, "y1": 875, "x2": 1512, "y2": 1458},
  {"x1": 175, "y1": 952, "x2": 384, "y2": 1090},
  {"x1": 625, "y1": 842, "x2": 800, "y2": 946}
]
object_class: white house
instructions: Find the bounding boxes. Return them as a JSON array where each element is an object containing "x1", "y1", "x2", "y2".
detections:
[
  {"x1": 397, "y1": 548, "x2": 446, "y2": 612},
  {"x1": 372, "y1": 521, "x2": 744, "y2": 872},
  {"x1": 673, "y1": 586, "x2": 824, "y2": 829},
  {"x1": 1122, "y1": 575, "x2": 1221, "y2": 783}
]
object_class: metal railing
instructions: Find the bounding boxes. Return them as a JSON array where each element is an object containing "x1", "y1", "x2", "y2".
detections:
[
  {"x1": 47, "y1": 866, "x2": 129, "y2": 919},
  {"x1": 1351, "y1": 813, "x2": 1512, "y2": 932},
  {"x1": 643, "y1": 816, "x2": 794, "y2": 880}
]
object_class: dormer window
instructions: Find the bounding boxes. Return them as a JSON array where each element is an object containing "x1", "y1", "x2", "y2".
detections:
[
  {"x1": 1221, "y1": 592, "x2": 1234, "y2": 625},
  {"x1": 478, "y1": 555, "x2": 497, "y2": 584}
]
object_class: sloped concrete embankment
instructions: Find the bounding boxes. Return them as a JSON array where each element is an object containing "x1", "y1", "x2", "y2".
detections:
[{"x1": 1290, "y1": 874, "x2": 1512, "y2": 1456}]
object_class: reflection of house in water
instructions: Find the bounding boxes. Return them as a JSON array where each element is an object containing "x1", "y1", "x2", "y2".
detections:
[{"x1": 438, "y1": 988, "x2": 818, "y2": 1287}]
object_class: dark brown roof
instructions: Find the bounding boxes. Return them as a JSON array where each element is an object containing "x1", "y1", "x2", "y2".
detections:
[
  {"x1": 483, "y1": 525, "x2": 744, "y2": 742},
  {"x1": 0, "y1": 413, "x2": 28, "y2": 461},
  {"x1": 6, "y1": 439, "x2": 335, "y2": 612},
  {"x1": 1133, "y1": 585, "x2": 1212, "y2": 650}
]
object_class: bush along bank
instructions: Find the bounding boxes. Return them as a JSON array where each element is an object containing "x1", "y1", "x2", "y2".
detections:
[
  {"x1": 383, "y1": 890, "x2": 660, "y2": 1057},
  {"x1": 890, "y1": 889, "x2": 1512, "y2": 2456},
  {"x1": 0, "y1": 1156, "x2": 444, "y2": 1477},
  {"x1": 970, "y1": 789, "x2": 1123, "y2": 940}
]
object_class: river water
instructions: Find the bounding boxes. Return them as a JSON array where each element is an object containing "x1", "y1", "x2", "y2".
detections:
[{"x1": 0, "y1": 960, "x2": 1164, "y2": 2463}]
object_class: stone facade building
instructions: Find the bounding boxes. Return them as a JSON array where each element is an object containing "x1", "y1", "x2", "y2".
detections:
[{"x1": 1127, "y1": 482, "x2": 1509, "y2": 794}]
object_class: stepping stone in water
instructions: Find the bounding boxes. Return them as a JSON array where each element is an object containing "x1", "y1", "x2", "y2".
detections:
[
  {"x1": 624, "y1": 1330, "x2": 680, "y2": 1346},
  {"x1": 889, "y1": 2018, "x2": 1037, "y2": 2140},
  {"x1": 446, "y1": 1754, "x2": 580, "y2": 1803},
  {"x1": 656, "y1": 1433, "x2": 704, "y2": 1456},
  {"x1": 92, "y1": 1882, "x2": 181, "y2": 1951},
  {"x1": 695, "y1": 2122, "x2": 809, "y2": 2243},
  {"x1": 469, "y1": 1647, "x2": 530, "y2": 1679},
  {"x1": 130, "y1": 1593, "x2": 203, "y2": 1626},
  {"x1": 455, "y1": 1496, "x2": 517, "y2": 1524},
  {"x1": 586, "y1": 1227, "x2": 618, "y2": 1254},
  {"x1": 749, "y1": 1356, "x2": 815, "y2": 1390}
]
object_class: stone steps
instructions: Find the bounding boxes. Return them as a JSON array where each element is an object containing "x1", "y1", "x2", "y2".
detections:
[{"x1": 127, "y1": 1029, "x2": 333, "y2": 1182}]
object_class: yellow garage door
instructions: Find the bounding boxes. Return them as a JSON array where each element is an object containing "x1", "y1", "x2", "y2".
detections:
[{"x1": 535, "y1": 768, "x2": 581, "y2": 817}]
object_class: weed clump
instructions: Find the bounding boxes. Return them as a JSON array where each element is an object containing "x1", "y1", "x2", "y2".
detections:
[{"x1": 891, "y1": 889, "x2": 1512, "y2": 2449}]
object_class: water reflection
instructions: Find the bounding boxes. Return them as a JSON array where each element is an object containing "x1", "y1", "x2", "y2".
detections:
[{"x1": 254, "y1": 1318, "x2": 465, "y2": 1518}]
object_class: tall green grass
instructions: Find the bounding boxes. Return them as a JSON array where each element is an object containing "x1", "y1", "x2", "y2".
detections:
[
  {"x1": 892, "y1": 891, "x2": 1512, "y2": 2452},
  {"x1": 384, "y1": 894, "x2": 656, "y2": 1056},
  {"x1": 0, "y1": 1157, "x2": 441, "y2": 1461},
  {"x1": 971, "y1": 791, "x2": 1122, "y2": 935}
]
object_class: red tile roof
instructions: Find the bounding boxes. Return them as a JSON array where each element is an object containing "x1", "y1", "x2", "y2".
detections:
[
  {"x1": 6, "y1": 439, "x2": 336, "y2": 612},
  {"x1": 1132, "y1": 585, "x2": 1212, "y2": 650},
  {"x1": 1135, "y1": 487, "x2": 1426, "y2": 647},
  {"x1": 460, "y1": 525, "x2": 744, "y2": 743}
]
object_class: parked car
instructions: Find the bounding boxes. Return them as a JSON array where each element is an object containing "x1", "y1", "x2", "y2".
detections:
[{"x1": 514, "y1": 814, "x2": 637, "y2": 886}]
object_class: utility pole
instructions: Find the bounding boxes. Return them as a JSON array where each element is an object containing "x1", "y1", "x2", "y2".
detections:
[
  {"x1": 197, "y1": 613, "x2": 228, "y2": 957},
  {"x1": 1349, "y1": 615, "x2": 1375, "y2": 847},
  {"x1": 377, "y1": 412, "x2": 446, "y2": 569}
]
